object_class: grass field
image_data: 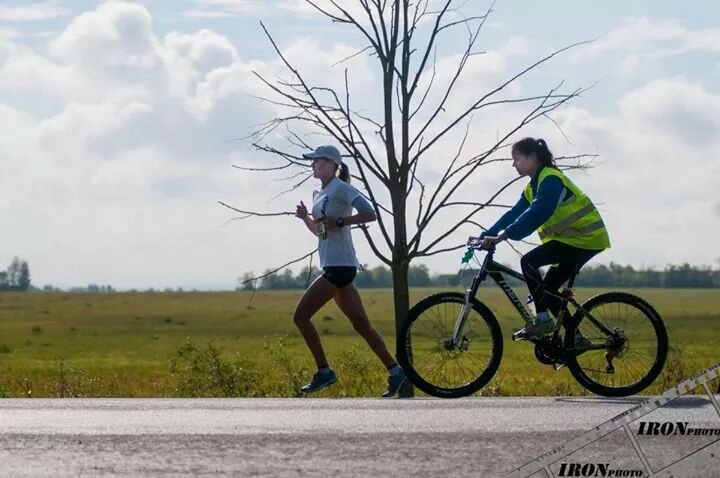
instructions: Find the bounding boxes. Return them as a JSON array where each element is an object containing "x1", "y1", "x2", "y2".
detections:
[{"x1": 0, "y1": 288, "x2": 718, "y2": 398}]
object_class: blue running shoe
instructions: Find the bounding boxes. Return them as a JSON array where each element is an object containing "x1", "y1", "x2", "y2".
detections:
[
  {"x1": 301, "y1": 369, "x2": 337, "y2": 394},
  {"x1": 382, "y1": 367, "x2": 407, "y2": 398}
]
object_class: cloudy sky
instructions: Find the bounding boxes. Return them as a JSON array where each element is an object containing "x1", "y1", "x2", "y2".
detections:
[{"x1": 3, "y1": 0, "x2": 719, "y2": 290}]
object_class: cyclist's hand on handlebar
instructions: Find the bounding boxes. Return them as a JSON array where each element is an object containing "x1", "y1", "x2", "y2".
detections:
[
  {"x1": 295, "y1": 201, "x2": 308, "y2": 219},
  {"x1": 480, "y1": 234, "x2": 507, "y2": 249},
  {"x1": 466, "y1": 236, "x2": 483, "y2": 247}
]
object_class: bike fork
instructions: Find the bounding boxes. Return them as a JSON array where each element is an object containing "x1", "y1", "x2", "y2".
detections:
[{"x1": 449, "y1": 289, "x2": 473, "y2": 348}]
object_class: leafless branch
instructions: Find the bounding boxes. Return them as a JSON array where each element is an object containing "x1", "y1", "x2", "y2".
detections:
[
  {"x1": 256, "y1": 23, "x2": 390, "y2": 184},
  {"x1": 409, "y1": 45, "x2": 438, "y2": 122},
  {"x1": 438, "y1": 16, "x2": 488, "y2": 34},
  {"x1": 357, "y1": 223, "x2": 392, "y2": 266},
  {"x1": 412, "y1": 81, "x2": 589, "y2": 250},
  {"x1": 241, "y1": 249, "x2": 318, "y2": 285},
  {"x1": 305, "y1": 0, "x2": 385, "y2": 60},
  {"x1": 303, "y1": 0, "x2": 350, "y2": 23},
  {"x1": 343, "y1": 68, "x2": 394, "y2": 249},
  {"x1": 217, "y1": 201, "x2": 294, "y2": 217},
  {"x1": 267, "y1": 173, "x2": 315, "y2": 202},
  {"x1": 441, "y1": 202, "x2": 514, "y2": 209},
  {"x1": 462, "y1": 220, "x2": 535, "y2": 255},
  {"x1": 416, "y1": 243, "x2": 467, "y2": 258},
  {"x1": 408, "y1": 0, "x2": 455, "y2": 97},
  {"x1": 332, "y1": 45, "x2": 376, "y2": 67},
  {"x1": 412, "y1": 39, "x2": 593, "y2": 159},
  {"x1": 273, "y1": 170, "x2": 312, "y2": 183},
  {"x1": 409, "y1": 1, "x2": 493, "y2": 152},
  {"x1": 232, "y1": 163, "x2": 293, "y2": 172},
  {"x1": 413, "y1": 174, "x2": 525, "y2": 257}
]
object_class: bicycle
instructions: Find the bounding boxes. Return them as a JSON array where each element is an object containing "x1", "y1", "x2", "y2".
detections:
[{"x1": 397, "y1": 244, "x2": 668, "y2": 398}]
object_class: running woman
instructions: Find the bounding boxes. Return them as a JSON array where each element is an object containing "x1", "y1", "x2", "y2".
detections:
[{"x1": 293, "y1": 144, "x2": 406, "y2": 397}]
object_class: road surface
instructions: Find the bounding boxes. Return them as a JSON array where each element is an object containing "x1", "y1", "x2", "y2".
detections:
[{"x1": 1, "y1": 397, "x2": 718, "y2": 476}]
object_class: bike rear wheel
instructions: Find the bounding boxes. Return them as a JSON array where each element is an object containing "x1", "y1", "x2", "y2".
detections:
[
  {"x1": 565, "y1": 292, "x2": 668, "y2": 397},
  {"x1": 397, "y1": 292, "x2": 503, "y2": 398}
]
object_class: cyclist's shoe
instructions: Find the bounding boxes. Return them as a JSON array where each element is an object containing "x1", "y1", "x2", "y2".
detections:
[
  {"x1": 515, "y1": 316, "x2": 555, "y2": 341},
  {"x1": 301, "y1": 369, "x2": 337, "y2": 394},
  {"x1": 382, "y1": 367, "x2": 407, "y2": 398}
]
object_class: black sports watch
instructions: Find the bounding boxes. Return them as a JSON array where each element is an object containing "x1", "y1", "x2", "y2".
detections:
[{"x1": 335, "y1": 217, "x2": 345, "y2": 228}]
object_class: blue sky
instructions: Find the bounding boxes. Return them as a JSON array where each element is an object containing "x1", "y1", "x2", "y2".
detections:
[{"x1": 1, "y1": 1, "x2": 719, "y2": 289}]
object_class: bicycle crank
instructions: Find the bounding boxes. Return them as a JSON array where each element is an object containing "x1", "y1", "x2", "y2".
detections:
[{"x1": 534, "y1": 336, "x2": 564, "y2": 365}]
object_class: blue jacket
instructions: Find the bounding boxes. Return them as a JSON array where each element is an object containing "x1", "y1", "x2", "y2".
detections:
[{"x1": 483, "y1": 166, "x2": 566, "y2": 241}]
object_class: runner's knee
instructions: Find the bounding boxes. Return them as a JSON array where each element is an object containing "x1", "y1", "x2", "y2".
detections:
[
  {"x1": 293, "y1": 308, "x2": 312, "y2": 327},
  {"x1": 351, "y1": 318, "x2": 373, "y2": 336}
]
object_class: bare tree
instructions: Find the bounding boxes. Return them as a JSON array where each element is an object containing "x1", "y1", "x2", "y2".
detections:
[{"x1": 223, "y1": 0, "x2": 593, "y2": 396}]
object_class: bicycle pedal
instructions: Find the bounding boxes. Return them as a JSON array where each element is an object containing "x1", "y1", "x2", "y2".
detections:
[
  {"x1": 512, "y1": 330, "x2": 528, "y2": 341},
  {"x1": 553, "y1": 363, "x2": 566, "y2": 371}
]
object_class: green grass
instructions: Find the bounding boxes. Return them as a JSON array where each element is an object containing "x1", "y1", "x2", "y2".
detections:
[{"x1": 0, "y1": 288, "x2": 718, "y2": 397}]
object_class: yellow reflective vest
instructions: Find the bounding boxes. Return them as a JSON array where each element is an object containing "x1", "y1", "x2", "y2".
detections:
[{"x1": 523, "y1": 167, "x2": 610, "y2": 250}]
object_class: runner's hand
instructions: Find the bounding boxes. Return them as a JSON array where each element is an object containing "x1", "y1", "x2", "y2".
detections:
[{"x1": 295, "y1": 201, "x2": 308, "y2": 219}]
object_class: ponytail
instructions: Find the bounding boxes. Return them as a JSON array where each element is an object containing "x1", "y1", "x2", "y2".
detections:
[
  {"x1": 337, "y1": 162, "x2": 351, "y2": 183},
  {"x1": 512, "y1": 137, "x2": 556, "y2": 168}
]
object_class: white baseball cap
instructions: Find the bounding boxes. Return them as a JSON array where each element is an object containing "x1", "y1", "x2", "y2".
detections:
[{"x1": 301, "y1": 145, "x2": 342, "y2": 165}]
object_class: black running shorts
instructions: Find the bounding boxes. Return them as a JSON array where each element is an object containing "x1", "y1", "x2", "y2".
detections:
[{"x1": 322, "y1": 266, "x2": 357, "y2": 288}]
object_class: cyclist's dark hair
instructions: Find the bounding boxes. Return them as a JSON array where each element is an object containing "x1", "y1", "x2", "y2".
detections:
[
  {"x1": 336, "y1": 162, "x2": 351, "y2": 183},
  {"x1": 512, "y1": 137, "x2": 556, "y2": 168}
]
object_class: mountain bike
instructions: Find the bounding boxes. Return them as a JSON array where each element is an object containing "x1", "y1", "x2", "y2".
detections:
[{"x1": 397, "y1": 244, "x2": 668, "y2": 398}]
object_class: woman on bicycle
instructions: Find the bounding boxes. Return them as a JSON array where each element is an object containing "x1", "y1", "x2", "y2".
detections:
[
  {"x1": 293, "y1": 144, "x2": 406, "y2": 397},
  {"x1": 468, "y1": 137, "x2": 610, "y2": 340}
]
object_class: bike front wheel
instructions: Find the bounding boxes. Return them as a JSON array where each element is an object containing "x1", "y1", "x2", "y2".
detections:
[
  {"x1": 397, "y1": 292, "x2": 503, "y2": 398},
  {"x1": 565, "y1": 292, "x2": 668, "y2": 397}
]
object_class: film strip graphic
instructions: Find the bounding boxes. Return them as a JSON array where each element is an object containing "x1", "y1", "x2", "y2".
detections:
[{"x1": 509, "y1": 362, "x2": 720, "y2": 477}]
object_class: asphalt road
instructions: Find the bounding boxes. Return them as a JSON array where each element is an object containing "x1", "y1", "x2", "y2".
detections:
[{"x1": 1, "y1": 397, "x2": 718, "y2": 477}]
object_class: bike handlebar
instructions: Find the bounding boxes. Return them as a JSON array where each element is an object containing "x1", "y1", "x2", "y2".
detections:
[
  {"x1": 461, "y1": 242, "x2": 495, "y2": 264},
  {"x1": 465, "y1": 239, "x2": 496, "y2": 251},
  {"x1": 467, "y1": 244, "x2": 495, "y2": 251}
]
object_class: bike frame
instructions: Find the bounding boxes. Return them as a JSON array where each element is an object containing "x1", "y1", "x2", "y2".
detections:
[{"x1": 449, "y1": 246, "x2": 613, "y2": 349}]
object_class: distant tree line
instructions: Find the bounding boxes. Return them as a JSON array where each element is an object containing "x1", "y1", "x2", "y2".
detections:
[
  {"x1": 241, "y1": 262, "x2": 720, "y2": 290},
  {"x1": 0, "y1": 257, "x2": 31, "y2": 291},
  {"x1": 11, "y1": 260, "x2": 720, "y2": 293},
  {"x1": 36, "y1": 285, "x2": 199, "y2": 293}
]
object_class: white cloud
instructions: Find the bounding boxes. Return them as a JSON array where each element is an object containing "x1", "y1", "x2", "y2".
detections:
[
  {"x1": 184, "y1": 0, "x2": 267, "y2": 18},
  {"x1": 0, "y1": 46, "x2": 90, "y2": 103},
  {"x1": 575, "y1": 17, "x2": 720, "y2": 75},
  {"x1": 0, "y1": 1, "x2": 70, "y2": 21},
  {"x1": 617, "y1": 78, "x2": 720, "y2": 147},
  {"x1": 37, "y1": 89, "x2": 154, "y2": 153},
  {"x1": 584, "y1": 17, "x2": 720, "y2": 55},
  {"x1": 193, "y1": 0, "x2": 264, "y2": 9},
  {"x1": 277, "y1": 0, "x2": 367, "y2": 17},
  {"x1": 50, "y1": 1, "x2": 161, "y2": 69},
  {"x1": 165, "y1": 29, "x2": 239, "y2": 76},
  {"x1": 0, "y1": 27, "x2": 23, "y2": 40},
  {"x1": 183, "y1": 10, "x2": 235, "y2": 19}
]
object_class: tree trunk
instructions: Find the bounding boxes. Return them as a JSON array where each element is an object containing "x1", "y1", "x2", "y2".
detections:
[
  {"x1": 391, "y1": 258, "x2": 413, "y2": 397},
  {"x1": 391, "y1": 188, "x2": 413, "y2": 397}
]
